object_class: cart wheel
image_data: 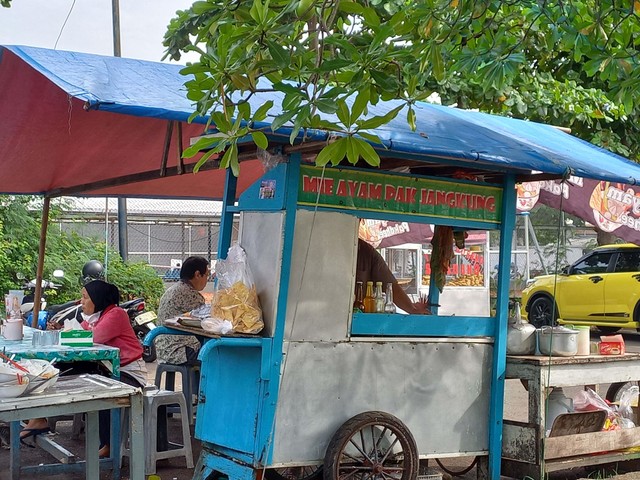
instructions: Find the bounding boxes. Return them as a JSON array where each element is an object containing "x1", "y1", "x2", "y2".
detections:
[
  {"x1": 266, "y1": 465, "x2": 323, "y2": 480},
  {"x1": 323, "y1": 411, "x2": 418, "y2": 480}
]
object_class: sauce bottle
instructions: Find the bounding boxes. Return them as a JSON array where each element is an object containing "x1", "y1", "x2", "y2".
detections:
[
  {"x1": 353, "y1": 281, "x2": 365, "y2": 313},
  {"x1": 384, "y1": 282, "x2": 396, "y2": 313},
  {"x1": 363, "y1": 281, "x2": 375, "y2": 313},
  {"x1": 374, "y1": 281, "x2": 385, "y2": 313}
]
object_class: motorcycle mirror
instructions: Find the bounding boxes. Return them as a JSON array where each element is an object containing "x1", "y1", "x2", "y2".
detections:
[
  {"x1": 16, "y1": 272, "x2": 25, "y2": 281},
  {"x1": 53, "y1": 269, "x2": 64, "y2": 278},
  {"x1": 20, "y1": 302, "x2": 34, "y2": 313}
]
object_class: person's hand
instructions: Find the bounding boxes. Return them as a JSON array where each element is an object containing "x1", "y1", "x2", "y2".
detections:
[{"x1": 413, "y1": 294, "x2": 432, "y2": 314}]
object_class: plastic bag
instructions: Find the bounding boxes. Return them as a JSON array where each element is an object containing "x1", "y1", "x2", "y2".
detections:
[
  {"x1": 617, "y1": 385, "x2": 638, "y2": 428},
  {"x1": 201, "y1": 318, "x2": 234, "y2": 335},
  {"x1": 573, "y1": 387, "x2": 630, "y2": 430},
  {"x1": 210, "y1": 243, "x2": 264, "y2": 334}
]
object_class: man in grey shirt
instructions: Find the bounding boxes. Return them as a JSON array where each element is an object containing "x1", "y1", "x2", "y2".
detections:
[{"x1": 156, "y1": 256, "x2": 210, "y2": 364}]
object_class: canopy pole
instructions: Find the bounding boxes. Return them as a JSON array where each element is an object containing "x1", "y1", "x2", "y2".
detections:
[{"x1": 31, "y1": 197, "x2": 51, "y2": 328}]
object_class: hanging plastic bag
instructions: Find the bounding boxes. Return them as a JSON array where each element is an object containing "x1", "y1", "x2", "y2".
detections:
[{"x1": 210, "y1": 243, "x2": 264, "y2": 334}]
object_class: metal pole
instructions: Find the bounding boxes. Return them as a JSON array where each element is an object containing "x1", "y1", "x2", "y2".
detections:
[
  {"x1": 32, "y1": 198, "x2": 51, "y2": 327},
  {"x1": 112, "y1": 0, "x2": 128, "y2": 260}
]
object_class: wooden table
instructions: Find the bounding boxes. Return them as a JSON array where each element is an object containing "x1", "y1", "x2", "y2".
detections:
[
  {"x1": 502, "y1": 353, "x2": 640, "y2": 479},
  {"x1": 0, "y1": 375, "x2": 144, "y2": 480}
]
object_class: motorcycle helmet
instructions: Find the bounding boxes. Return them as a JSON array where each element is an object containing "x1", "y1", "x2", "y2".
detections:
[{"x1": 81, "y1": 260, "x2": 104, "y2": 285}]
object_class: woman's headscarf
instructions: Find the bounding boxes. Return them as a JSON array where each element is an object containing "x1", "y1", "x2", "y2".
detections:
[{"x1": 84, "y1": 280, "x2": 120, "y2": 313}]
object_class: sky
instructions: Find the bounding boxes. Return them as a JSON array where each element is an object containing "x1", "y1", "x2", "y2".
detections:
[{"x1": 0, "y1": 0, "x2": 195, "y2": 62}]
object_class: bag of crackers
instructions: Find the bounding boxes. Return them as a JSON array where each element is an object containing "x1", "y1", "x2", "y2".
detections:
[{"x1": 210, "y1": 243, "x2": 264, "y2": 334}]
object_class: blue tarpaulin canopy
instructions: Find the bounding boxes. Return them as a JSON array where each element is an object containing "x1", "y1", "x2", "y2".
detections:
[{"x1": 1, "y1": 44, "x2": 639, "y2": 201}]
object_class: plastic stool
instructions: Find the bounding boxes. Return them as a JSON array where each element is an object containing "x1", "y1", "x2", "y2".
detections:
[
  {"x1": 121, "y1": 387, "x2": 194, "y2": 475},
  {"x1": 154, "y1": 363, "x2": 200, "y2": 424}
]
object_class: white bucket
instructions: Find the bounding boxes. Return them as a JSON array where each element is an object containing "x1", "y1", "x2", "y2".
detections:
[
  {"x1": 3, "y1": 318, "x2": 23, "y2": 340},
  {"x1": 567, "y1": 325, "x2": 591, "y2": 356}
]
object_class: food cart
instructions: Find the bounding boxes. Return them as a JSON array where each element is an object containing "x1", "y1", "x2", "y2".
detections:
[{"x1": 170, "y1": 158, "x2": 518, "y2": 480}]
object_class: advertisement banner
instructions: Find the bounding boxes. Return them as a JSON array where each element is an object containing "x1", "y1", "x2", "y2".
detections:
[
  {"x1": 517, "y1": 177, "x2": 640, "y2": 245},
  {"x1": 299, "y1": 166, "x2": 502, "y2": 223}
]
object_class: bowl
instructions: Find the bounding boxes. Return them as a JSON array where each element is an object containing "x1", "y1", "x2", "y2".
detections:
[
  {"x1": 20, "y1": 359, "x2": 59, "y2": 394},
  {"x1": 0, "y1": 376, "x2": 29, "y2": 398}
]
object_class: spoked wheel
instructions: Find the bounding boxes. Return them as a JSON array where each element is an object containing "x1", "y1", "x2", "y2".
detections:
[
  {"x1": 528, "y1": 296, "x2": 557, "y2": 328},
  {"x1": 323, "y1": 411, "x2": 418, "y2": 480},
  {"x1": 266, "y1": 465, "x2": 323, "y2": 480}
]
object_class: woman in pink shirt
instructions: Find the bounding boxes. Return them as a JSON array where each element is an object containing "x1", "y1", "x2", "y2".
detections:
[{"x1": 81, "y1": 280, "x2": 148, "y2": 458}]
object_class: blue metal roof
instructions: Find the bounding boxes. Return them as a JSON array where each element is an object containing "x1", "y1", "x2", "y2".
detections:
[{"x1": 3, "y1": 44, "x2": 640, "y2": 185}]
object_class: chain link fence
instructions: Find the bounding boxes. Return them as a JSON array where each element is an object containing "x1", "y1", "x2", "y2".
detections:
[{"x1": 53, "y1": 197, "x2": 236, "y2": 279}]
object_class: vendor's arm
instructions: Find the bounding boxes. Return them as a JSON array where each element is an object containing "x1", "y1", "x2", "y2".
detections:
[{"x1": 392, "y1": 283, "x2": 430, "y2": 314}]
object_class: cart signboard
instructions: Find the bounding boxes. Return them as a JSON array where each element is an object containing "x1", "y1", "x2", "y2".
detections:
[{"x1": 299, "y1": 166, "x2": 502, "y2": 223}]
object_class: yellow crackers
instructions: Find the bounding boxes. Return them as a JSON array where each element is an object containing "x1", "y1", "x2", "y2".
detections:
[{"x1": 211, "y1": 281, "x2": 263, "y2": 334}]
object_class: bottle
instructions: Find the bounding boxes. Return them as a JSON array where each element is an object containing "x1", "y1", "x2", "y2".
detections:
[
  {"x1": 384, "y1": 282, "x2": 396, "y2": 314},
  {"x1": 374, "y1": 281, "x2": 385, "y2": 313},
  {"x1": 353, "y1": 281, "x2": 365, "y2": 313},
  {"x1": 363, "y1": 281, "x2": 375, "y2": 313}
]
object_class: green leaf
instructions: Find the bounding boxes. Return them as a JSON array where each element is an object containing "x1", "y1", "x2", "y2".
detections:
[
  {"x1": 351, "y1": 89, "x2": 370, "y2": 121},
  {"x1": 338, "y1": 1, "x2": 364, "y2": 14},
  {"x1": 316, "y1": 98, "x2": 339, "y2": 114},
  {"x1": 356, "y1": 105, "x2": 403, "y2": 130},
  {"x1": 353, "y1": 137, "x2": 380, "y2": 166},
  {"x1": 407, "y1": 107, "x2": 416, "y2": 131},
  {"x1": 370, "y1": 70, "x2": 399, "y2": 92},
  {"x1": 251, "y1": 131, "x2": 269, "y2": 149},
  {"x1": 316, "y1": 138, "x2": 347, "y2": 166},
  {"x1": 290, "y1": 104, "x2": 310, "y2": 144},
  {"x1": 361, "y1": 7, "x2": 380, "y2": 27},
  {"x1": 253, "y1": 100, "x2": 274, "y2": 122},
  {"x1": 357, "y1": 132, "x2": 382, "y2": 145},
  {"x1": 238, "y1": 101, "x2": 251, "y2": 121},
  {"x1": 271, "y1": 109, "x2": 297, "y2": 131},
  {"x1": 336, "y1": 99, "x2": 351, "y2": 126},
  {"x1": 317, "y1": 58, "x2": 354, "y2": 72},
  {"x1": 345, "y1": 136, "x2": 359, "y2": 164},
  {"x1": 194, "y1": 148, "x2": 221, "y2": 173},
  {"x1": 267, "y1": 40, "x2": 290, "y2": 69}
]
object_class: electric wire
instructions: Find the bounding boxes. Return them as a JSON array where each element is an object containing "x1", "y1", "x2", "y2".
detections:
[{"x1": 54, "y1": 0, "x2": 77, "y2": 50}]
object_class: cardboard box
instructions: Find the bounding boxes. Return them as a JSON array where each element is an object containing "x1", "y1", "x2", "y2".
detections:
[
  {"x1": 60, "y1": 330, "x2": 93, "y2": 347},
  {"x1": 599, "y1": 334, "x2": 625, "y2": 355}
]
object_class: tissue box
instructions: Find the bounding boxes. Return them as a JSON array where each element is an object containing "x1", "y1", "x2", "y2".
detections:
[
  {"x1": 60, "y1": 330, "x2": 93, "y2": 347},
  {"x1": 599, "y1": 334, "x2": 625, "y2": 355}
]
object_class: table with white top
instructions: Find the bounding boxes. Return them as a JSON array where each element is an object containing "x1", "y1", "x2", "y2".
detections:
[{"x1": 0, "y1": 374, "x2": 144, "y2": 479}]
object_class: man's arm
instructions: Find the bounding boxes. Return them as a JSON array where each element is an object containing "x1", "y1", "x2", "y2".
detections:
[{"x1": 392, "y1": 283, "x2": 430, "y2": 314}]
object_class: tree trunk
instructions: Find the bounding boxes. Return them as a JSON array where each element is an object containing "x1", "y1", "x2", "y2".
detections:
[{"x1": 595, "y1": 228, "x2": 617, "y2": 246}]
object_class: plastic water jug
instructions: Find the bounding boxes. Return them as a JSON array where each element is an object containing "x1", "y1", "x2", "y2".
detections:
[{"x1": 545, "y1": 387, "x2": 573, "y2": 433}]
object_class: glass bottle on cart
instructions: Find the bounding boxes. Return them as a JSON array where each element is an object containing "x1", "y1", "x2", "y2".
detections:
[
  {"x1": 384, "y1": 282, "x2": 396, "y2": 313},
  {"x1": 353, "y1": 281, "x2": 365, "y2": 313},
  {"x1": 363, "y1": 281, "x2": 375, "y2": 313},
  {"x1": 374, "y1": 281, "x2": 385, "y2": 313}
]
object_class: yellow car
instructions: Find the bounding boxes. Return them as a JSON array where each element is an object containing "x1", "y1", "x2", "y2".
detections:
[{"x1": 521, "y1": 243, "x2": 640, "y2": 333}]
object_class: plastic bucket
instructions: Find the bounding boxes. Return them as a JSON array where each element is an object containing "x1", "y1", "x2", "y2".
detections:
[{"x1": 3, "y1": 318, "x2": 23, "y2": 340}]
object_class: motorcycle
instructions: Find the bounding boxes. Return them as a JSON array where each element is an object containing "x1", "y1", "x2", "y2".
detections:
[
  {"x1": 20, "y1": 270, "x2": 65, "y2": 329},
  {"x1": 121, "y1": 297, "x2": 158, "y2": 363}
]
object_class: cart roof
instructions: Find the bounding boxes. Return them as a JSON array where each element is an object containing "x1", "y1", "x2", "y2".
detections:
[{"x1": 1, "y1": 44, "x2": 639, "y2": 201}]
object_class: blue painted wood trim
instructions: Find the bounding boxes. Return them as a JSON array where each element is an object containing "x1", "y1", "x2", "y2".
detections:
[
  {"x1": 238, "y1": 162, "x2": 288, "y2": 211},
  {"x1": 351, "y1": 313, "x2": 495, "y2": 337},
  {"x1": 195, "y1": 448, "x2": 257, "y2": 480},
  {"x1": 219, "y1": 169, "x2": 238, "y2": 260},
  {"x1": 488, "y1": 174, "x2": 516, "y2": 480},
  {"x1": 257, "y1": 155, "x2": 301, "y2": 466}
]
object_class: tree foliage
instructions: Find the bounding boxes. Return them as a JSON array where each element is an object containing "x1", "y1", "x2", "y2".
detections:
[
  {"x1": 164, "y1": 0, "x2": 640, "y2": 172},
  {"x1": 0, "y1": 196, "x2": 165, "y2": 311}
]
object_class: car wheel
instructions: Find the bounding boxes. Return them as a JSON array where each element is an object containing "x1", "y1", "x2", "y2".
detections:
[
  {"x1": 528, "y1": 296, "x2": 557, "y2": 328},
  {"x1": 596, "y1": 326, "x2": 620, "y2": 335}
]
